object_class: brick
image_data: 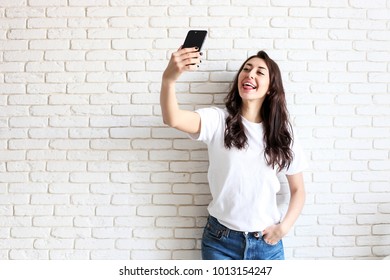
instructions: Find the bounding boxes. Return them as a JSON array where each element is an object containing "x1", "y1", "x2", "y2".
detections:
[
  {"x1": 373, "y1": 224, "x2": 390, "y2": 234},
  {"x1": 129, "y1": 161, "x2": 168, "y2": 172},
  {"x1": 0, "y1": 18, "x2": 26, "y2": 29},
  {"x1": 137, "y1": 205, "x2": 177, "y2": 216},
  {"x1": 333, "y1": 247, "x2": 372, "y2": 257},
  {"x1": 131, "y1": 250, "x2": 171, "y2": 260},
  {"x1": 318, "y1": 215, "x2": 357, "y2": 226},
  {"x1": 69, "y1": 128, "x2": 109, "y2": 139},
  {"x1": 70, "y1": 193, "x2": 109, "y2": 206},
  {"x1": 33, "y1": 217, "x2": 73, "y2": 227},
  {"x1": 31, "y1": 194, "x2": 69, "y2": 205},
  {"x1": 116, "y1": 239, "x2": 156, "y2": 250},
  {"x1": 151, "y1": 172, "x2": 190, "y2": 183},
  {"x1": 357, "y1": 236, "x2": 390, "y2": 246},
  {"x1": 6, "y1": 73, "x2": 44, "y2": 84},
  {"x1": 29, "y1": 0, "x2": 67, "y2": 6},
  {"x1": 156, "y1": 217, "x2": 195, "y2": 228},
  {"x1": 96, "y1": 206, "x2": 136, "y2": 216},
  {"x1": 133, "y1": 228, "x2": 173, "y2": 239},
  {"x1": 111, "y1": 194, "x2": 151, "y2": 205},
  {"x1": 110, "y1": 127, "x2": 151, "y2": 139},
  {"x1": 114, "y1": 217, "x2": 154, "y2": 228},
  {"x1": 131, "y1": 183, "x2": 171, "y2": 194},
  {"x1": 48, "y1": 28, "x2": 86, "y2": 39},
  {"x1": 68, "y1": 0, "x2": 107, "y2": 6},
  {"x1": 0, "y1": 239, "x2": 34, "y2": 249},
  {"x1": 55, "y1": 205, "x2": 94, "y2": 216},
  {"x1": 11, "y1": 228, "x2": 50, "y2": 238},
  {"x1": 50, "y1": 250, "x2": 90, "y2": 260},
  {"x1": 49, "y1": 183, "x2": 89, "y2": 194},
  {"x1": 74, "y1": 216, "x2": 113, "y2": 227},
  {"x1": 157, "y1": 239, "x2": 196, "y2": 250},
  {"x1": 271, "y1": 17, "x2": 310, "y2": 28},
  {"x1": 88, "y1": 161, "x2": 128, "y2": 172},
  {"x1": 29, "y1": 84, "x2": 65, "y2": 95},
  {"x1": 70, "y1": 172, "x2": 109, "y2": 183},
  {"x1": 75, "y1": 239, "x2": 114, "y2": 250},
  {"x1": 45, "y1": 50, "x2": 85, "y2": 61},
  {"x1": 27, "y1": 18, "x2": 66, "y2": 29},
  {"x1": 14, "y1": 205, "x2": 53, "y2": 216},
  {"x1": 30, "y1": 40, "x2": 70, "y2": 50},
  {"x1": 153, "y1": 194, "x2": 193, "y2": 205},
  {"x1": 334, "y1": 225, "x2": 371, "y2": 236},
  {"x1": 150, "y1": 17, "x2": 189, "y2": 27},
  {"x1": 294, "y1": 248, "x2": 333, "y2": 258},
  {"x1": 349, "y1": 0, "x2": 387, "y2": 8},
  {"x1": 318, "y1": 236, "x2": 356, "y2": 247},
  {"x1": 9, "y1": 250, "x2": 49, "y2": 260}
]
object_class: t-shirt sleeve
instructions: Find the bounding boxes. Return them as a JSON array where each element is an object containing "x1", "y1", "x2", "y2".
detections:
[
  {"x1": 188, "y1": 107, "x2": 223, "y2": 145},
  {"x1": 283, "y1": 135, "x2": 309, "y2": 175}
]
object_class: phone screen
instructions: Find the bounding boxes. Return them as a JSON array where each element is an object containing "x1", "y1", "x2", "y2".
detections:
[{"x1": 182, "y1": 30, "x2": 207, "y2": 50}]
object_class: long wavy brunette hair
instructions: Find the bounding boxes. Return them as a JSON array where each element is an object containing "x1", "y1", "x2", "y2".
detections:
[{"x1": 224, "y1": 50, "x2": 294, "y2": 171}]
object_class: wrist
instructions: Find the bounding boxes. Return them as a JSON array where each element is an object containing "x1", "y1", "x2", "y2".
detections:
[
  {"x1": 162, "y1": 70, "x2": 178, "y2": 85},
  {"x1": 278, "y1": 222, "x2": 290, "y2": 237}
]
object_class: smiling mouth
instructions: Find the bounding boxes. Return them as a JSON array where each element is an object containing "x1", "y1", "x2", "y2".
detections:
[{"x1": 243, "y1": 82, "x2": 257, "y2": 90}]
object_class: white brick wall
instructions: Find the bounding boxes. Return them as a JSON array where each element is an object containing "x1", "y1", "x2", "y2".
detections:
[{"x1": 0, "y1": 0, "x2": 389, "y2": 260}]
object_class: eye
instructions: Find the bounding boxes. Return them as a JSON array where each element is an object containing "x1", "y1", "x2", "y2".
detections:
[{"x1": 257, "y1": 71, "x2": 264, "y2": 76}]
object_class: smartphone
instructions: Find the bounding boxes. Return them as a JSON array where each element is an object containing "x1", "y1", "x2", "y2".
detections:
[{"x1": 182, "y1": 30, "x2": 207, "y2": 51}]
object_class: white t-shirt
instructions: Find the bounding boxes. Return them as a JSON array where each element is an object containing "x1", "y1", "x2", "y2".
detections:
[{"x1": 189, "y1": 107, "x2": 307, "y2": 232}]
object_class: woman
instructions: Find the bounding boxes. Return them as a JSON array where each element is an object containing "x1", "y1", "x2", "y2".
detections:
[{"x1": 160, "y1": 47, "x2": 307, "y2": 260}]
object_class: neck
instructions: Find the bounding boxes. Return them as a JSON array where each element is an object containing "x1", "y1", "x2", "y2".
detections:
[{"x1": 241, "y1": 100, "x2": 263, "y2": 123}]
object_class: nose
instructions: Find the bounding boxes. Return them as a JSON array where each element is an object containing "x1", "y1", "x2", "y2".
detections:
[{"x1": 247, "y1": 69, "x2": 255, "y2": 79}]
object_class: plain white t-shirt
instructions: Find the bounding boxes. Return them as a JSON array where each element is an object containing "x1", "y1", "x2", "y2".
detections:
[{"x1": 189, "y1": 107, "x2": 307, "y2": 232}]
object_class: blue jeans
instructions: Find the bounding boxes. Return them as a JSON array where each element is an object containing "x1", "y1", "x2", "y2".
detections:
[{"x1": 202, "y1": 215, "x2": 285, "y2": 260}]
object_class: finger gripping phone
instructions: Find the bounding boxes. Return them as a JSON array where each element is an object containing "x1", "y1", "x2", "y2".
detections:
[{"x1": 182, "y1": 30, "x2": 207, "y2": 50}]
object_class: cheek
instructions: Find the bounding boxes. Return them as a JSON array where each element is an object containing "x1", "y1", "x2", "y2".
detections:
[
  {"x1": 259, "y1": 77, "x2": 270, "y2": 90},
  {"x1": 237, "y1": 72, "x2": 245, "y2": 83}
]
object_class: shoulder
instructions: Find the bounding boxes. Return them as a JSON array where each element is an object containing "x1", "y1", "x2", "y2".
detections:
[{"x1": 196, "y1": 106, "x2": 228, "y2": 120}]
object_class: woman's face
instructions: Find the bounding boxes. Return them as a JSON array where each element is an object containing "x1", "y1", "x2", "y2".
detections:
[{"x1": 237, "y1": 57, "x2": 270, "y2": 102}]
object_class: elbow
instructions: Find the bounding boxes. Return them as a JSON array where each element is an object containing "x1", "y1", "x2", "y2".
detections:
[{"x1": 162, "y1": 115, "x2": 177, "y2": 128}]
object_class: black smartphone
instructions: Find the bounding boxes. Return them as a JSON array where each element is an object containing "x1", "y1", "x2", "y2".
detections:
[{"x1": 182, "y1": 30, "x2": 207, "y2": 51}]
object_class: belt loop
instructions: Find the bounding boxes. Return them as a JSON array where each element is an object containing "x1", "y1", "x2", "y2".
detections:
[{"x1": 223, "y1": 228, "x2": 230, "y2": 238}]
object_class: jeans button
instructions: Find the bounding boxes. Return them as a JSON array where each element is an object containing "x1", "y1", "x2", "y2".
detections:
[{"x1": 254, "y1": 232, "x2": 260, "y2": 239}]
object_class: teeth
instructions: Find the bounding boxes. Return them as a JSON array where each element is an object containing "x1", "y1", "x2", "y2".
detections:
[{"x1": 244, "y1": 82, "x2": 256, "y2": 89}]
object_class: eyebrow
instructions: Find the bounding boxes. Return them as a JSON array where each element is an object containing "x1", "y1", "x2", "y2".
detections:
[{"x1": 246, "y1": 63, "x2": 267, "y2": 70}]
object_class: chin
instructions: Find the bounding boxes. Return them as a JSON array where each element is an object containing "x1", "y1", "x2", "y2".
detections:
[{"x1": 239, "y1": 90, "x2": 261, "y2": 99}]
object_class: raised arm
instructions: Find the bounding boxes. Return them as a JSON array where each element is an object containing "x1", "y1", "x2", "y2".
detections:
[{"x1": 160, "y1": 47, "x2": 202, "y2": 134}]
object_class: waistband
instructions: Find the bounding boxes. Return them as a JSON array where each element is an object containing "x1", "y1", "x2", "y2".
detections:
[{"x1": 207, "y1": 215, "x2": 263, "y2": 239}]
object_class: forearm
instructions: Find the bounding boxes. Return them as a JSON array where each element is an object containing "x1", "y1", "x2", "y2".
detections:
[
  {"x1": 280, "y1": 187, "x2": 305, "y2": 234},
  {"x1": 160, "y1": 79, "x2": 180, "y2": 127}
]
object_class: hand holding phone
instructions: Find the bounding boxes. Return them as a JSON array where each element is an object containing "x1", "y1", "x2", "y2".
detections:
[
  {"x1": 162, "y1": 31, "x2": 206, "y2": 82},
  {"x1": 182, "y1": 30, "x2": 207, "y2": 51}
]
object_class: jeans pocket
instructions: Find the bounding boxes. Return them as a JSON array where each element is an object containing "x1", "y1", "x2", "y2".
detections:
[
  {"x1": 203, "y1": 221, "x2": 225, "y2": 241},
  {"x1": 261, "y1": 239, "x2": 284, "y2": 260},
  {"x1": 263, "y1": 237, "x2": 282, "y2": 247},
  {"x1": 264, "y1": 240, "x2": 281, "y2": 247}
]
